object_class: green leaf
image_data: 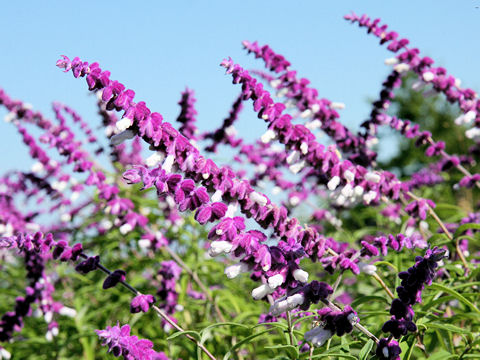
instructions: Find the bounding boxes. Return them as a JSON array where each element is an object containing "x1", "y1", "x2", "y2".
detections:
[
  {"x1": 428, "y1": 283, "x2": 480, "y2": 315},
  {"x1": 223, "y1": 329, "x2": 274, "y2": 360},
  {"x1": 425, "y1": 322, "x2": 473, "y2": 335},
  {"x1": 309, "y1": 353, "x2": 357, "y2": 359},
  {"x1": 351, "y1": 295, "x2": 389, "y2": 308},
  {"x1": 453, "y1": 223, "x2": 480, "y2": 238},
  {"x1": 166, "y1": 330, "x2": 201, "y2": 342},
  {"x1": 403, "y1": 336, "x2": 416, "y2": 360},
  {"x1": 264, "y1": 345, "x2": 299, "y2": 360},
  {"x1": 358, "y1": 339, "x2": 374, "y2": 360}
]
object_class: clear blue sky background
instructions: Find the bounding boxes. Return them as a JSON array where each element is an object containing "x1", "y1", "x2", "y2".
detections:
[{"x1": 1, "y1": 0, "x2": 479, "y2": 173}]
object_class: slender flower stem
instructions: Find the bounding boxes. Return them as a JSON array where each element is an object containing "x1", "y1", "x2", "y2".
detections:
[
  {"x1": 328, "y1": 271, "x2": 344, "y2": 301},
  {"x1": 372, "y1": 272, "x2": 395, "y2": 300},
  {"x1": 406, "y1": 191, "x2": 470, "y2": 274},
  {"x1": 164, "y1": 246, "x2": 226, "y2": 322},
  {"x1": 78, "y1": 254, "x2": 218, "y2": 360},
  {"x1": 286, "y1": 311, "x2": 295, "y2": 346}
]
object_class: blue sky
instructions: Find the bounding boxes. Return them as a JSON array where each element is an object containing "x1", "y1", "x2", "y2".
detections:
[{"x1": 1, "y1": 0, "x2": 479, "y2": 173}]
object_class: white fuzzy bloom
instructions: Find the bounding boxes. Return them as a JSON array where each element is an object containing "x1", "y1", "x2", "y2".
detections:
[
  {"x1": 138, "y1": 239, "x2": 151, "y2": 249},
  {"x1": 272, "y1": 186, "x2": 282, "y2": 195},
  {"x1": 255, "y1": 163, "x2": 267, "y2": 174},
  {"x1": 276, "y1": 88, "x2": 289, "y2": 98},
  {"x1": 59, "y1": 306, "x2": 77, "y2": 317},
  {"x1": 341, "y1": 184, "x2": 354, "y2": 198},
  {"x1": 304, "y1": 327, "x2": 333, "y2": 347},
  {"x1": 225, "y1": 125, "x2": 237, "y2": 137},
  {"x1": 252, "y1": 284, "x2": 274, "y2": 300},
  {"x1": 60, "y1": 213, "x2": 71, "y2": 223},
  {"x1": 119, "y1": 223, "x2": 133, "y2": 235},
  {"x1": 145, "y1": 152, "x2": 165, "y2": 167},
  {"x1": 116, "y1": 117, "x2": 133, "y2": 132},
  {"x1": 311, "y1": 103, "x2": 320, "y2": 113},
  {"x1": 293, "y1": 269, "x2": 309, "y2": 283},
  {"x1": 161, "y1": 154, "x2": 175, "y2": 173},
  {"x1": 44, "y1": 311, "x2": 53, "y2": 323},
  {"x1": 419, "y1": 221, "x2": 429, "y2": 231},
  {"x1": 335, "y1": 194, "x2": 346, "y2": 206},
  {"x1": 455, "y1": 78, "x2": 462, "y2": 87},
  {"x1": 270, "y1": 79, "x2": 282, "y2": 89},
  {"x1": 344, "y1": 170, "x2": 355, "y2": 182},
  {"x1": 289, "y1": 160, "x2": 306, "y2": 174},
  {"x1": 211, "y1": 189, "x2": 223, "y2": 203},
  {"x1": 354, "y1": 185, "x2": 364, "y2": 196},
  {"x1": 70, "y1": 192, "x2": 80, "y2": 202},
  {"x1": 363, "y1": 190, "x2": 377, "y2": 204},
  {"x1": 466, "y1": 127, "x2": 480, "y2": 139},
  {"x1": 4, "y1": 112, "x2": 16, "y2": 123},
  {"x1": 330, "y1": 102, "x2": 346, "y2": 110},
  {"x1": 301, "y1": 109, "x2": 313, "y2": 118},
  {"x1": 268, "y1": 274, "x2": 285, "y2": 289},
  {"x1": 365, "y1": 172, "x2": 381, "y2": 183},
  {"x1": 394, "y1": 63, "x2": 410, "y2": 73},
  {"x1": 300, "y1": 142, "x2": 308, "y2": 155},
  {"x1": 358, "y1": 262, "x2": 377, "y2": 275},
  {"x1": 289, "y1": 196, "x2": 300, "y2": 207},
  {"x1": 382, "y1": 347, "x2": 389, "y2": 358},
  {"x1": 225, "y1": 202, "x2": 238, "y2": 218},
  {"x1": 327, "y1": 176, "x2": 340, "y2": 191},
  {"x1": 110, "y1": 129, "x2": 135, "y2": 146},
  {"x1": 0, "y1": 347, "x2": 11, "y2": 360},
  {"x1": 261, "y1": 129, "x2": 277, "y2": 143},
  {"x1": 31, "y1": 162, "x2": 44, "y2": 174},
  {"x1": 384, "y1": 57, "x2": 399, "y2": 66},
  {"x1": 224, "y1": 262, "x2": 250, "y2": 279},
  {"x1": 100, "y1": 219, "x2": 112, "y2": 231},
  {"x1": 305, "y1": 119, "x2": 322, "y2": 130},
  {"x1": 52, "y1": 181, "x2": 68, "y2": 192},
  {"x1": 286, "y1": 150, "x2": 300, "y2": 165},
  {"x1": 460, "y1": 110, "x2": 476, "y2": 125},
  {"x1": 422, "y1": 71, "x2": 435, "y2": 82},
  {"x1": 270, "y1": 293, "x2": 305, "y2": 315},
  {"x1": 249, "y1": 191, "x2": 268, "y2": 206},
  {"x1": 209, "y1": 241, "x2": 233, "y2": 256}
]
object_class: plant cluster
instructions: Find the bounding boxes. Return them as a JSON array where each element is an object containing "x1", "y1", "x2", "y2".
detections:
[{"x1": 0, "y1": 12, "x2": 479, "y2": 360}]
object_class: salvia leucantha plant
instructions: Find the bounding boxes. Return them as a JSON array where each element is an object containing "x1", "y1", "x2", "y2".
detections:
[{"x1": 0, "y1": 12, "x2": 479, "y2": 360}]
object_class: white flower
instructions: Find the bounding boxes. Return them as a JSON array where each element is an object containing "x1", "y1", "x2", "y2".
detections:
[
  {"x1": 0, "y1": 347, "x2": 11, "y2": 359},
  {"x1": 384, "y1": 57, "x2": 399, "y2": 66},
  {"x1": 327, "y1": 176, "x2": 340, "y2": 191},
  {"x1": 394, "y1": 63, "x2": 410, "y2": 73},
  {"x1": 267, "y1": 274, "x2": 284, "y2": 289},
  {"x1": 358, "y1": 262, "x2": 377, "y2": 275},
  {"x1": 145, "y1": 152, "x2": 165, "y2": 167},
  {"x1": 304, "y1": 327, "x2": 333, "y2": 347},
  {"x1": 208, "y1": 241, "x2": 233, "y2": 256},
  {"x1": 261, "y1": 129, "x2": 277, "y2": 143},
  {"x1": 162, "y1": 154, "x2": 175, "y2": 173},
  {"x1": 249, "y1": 191, "x2": 268, "y2": 206},
  {"x1": 365, "y1": 172, "x2": 381, "y2": 183},
  {"x1": 59, "y1": 306, "x2": 77, "y2": 317},
  {"x1": 330, "y1": 102, "x2": 345, "y2": 110},
  {"x1": 116, "y1": 117, "x2": 133, "y2": 131},
  {"x1": 344, "y1": 170, "x2": 355, "y2": 182},
  {"x1": 422, "y1": 71, "x2": 435, "y2": 82},
  {"x1": 224, "y1": 262, "x2": 249, "y2": 279},
  {"x1": 289, "y1": 160, "x2": 306, "y2": 174},
  {"x1": 252, "y1": 284, "x2": 274, "y2": 300},
  {"x1": 293, "y1": 269, "x2": 309, "y2": 283}
]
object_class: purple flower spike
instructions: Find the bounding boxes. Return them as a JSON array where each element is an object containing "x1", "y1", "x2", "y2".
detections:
[
  {"x1": 75, "y1": 255, "x2": 100, "y2": 274},
  {"x1": 103, "y1": 270, "x2": 126, "y2": 289},
  {"x1": 96, "y1": 322, "x2": 168, "y2": 359},
  {"x1": 130, "y1": 294, "x2": 156, "y2": 313}
]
